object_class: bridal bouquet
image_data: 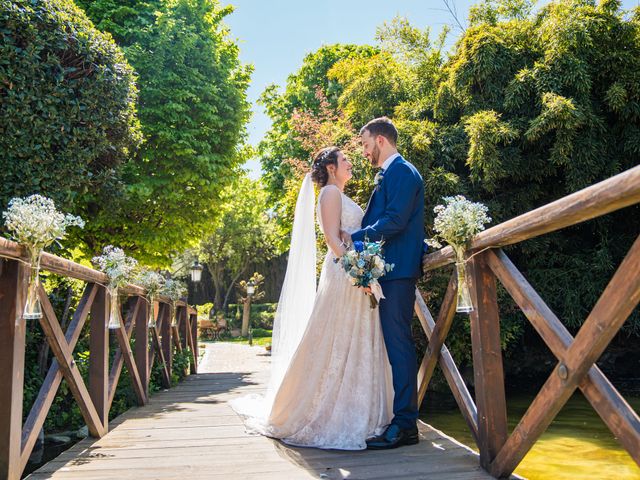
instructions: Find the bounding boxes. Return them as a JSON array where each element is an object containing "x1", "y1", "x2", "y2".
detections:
[
  {"x1": 430, "y1": 195, "x2": 491, "y2": 313},
  {"x1": 3, "y1": 194, "x2": 84, "y2": 320},
  {"x1": 135, "y1": 269, "x2": 165, "y2": 327},
  {"x1": 335, "y1": 239, "x2": 394, "y2": 309},
  {"x1": 92, "y1": 246, "x2": 138, "y2": 329}
]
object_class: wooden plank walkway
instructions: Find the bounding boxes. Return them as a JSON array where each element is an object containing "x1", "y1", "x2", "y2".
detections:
[{"x1": 27, "y1": 343, "x2": 502, "y2": 480}]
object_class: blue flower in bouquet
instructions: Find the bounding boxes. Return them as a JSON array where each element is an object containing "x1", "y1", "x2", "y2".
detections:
[{"x1": 353, "y1": 241, "x2": 364, "y2": 252}]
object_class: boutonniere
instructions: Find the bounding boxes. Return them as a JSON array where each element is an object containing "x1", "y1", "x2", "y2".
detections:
[{"x1": 374, "y1": 170, "x2": 385, "y2": 189}]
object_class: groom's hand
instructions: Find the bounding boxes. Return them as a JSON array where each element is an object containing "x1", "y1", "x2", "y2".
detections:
[{"x1": 340, "y1": 230, "x2": 352, "y2": 246}]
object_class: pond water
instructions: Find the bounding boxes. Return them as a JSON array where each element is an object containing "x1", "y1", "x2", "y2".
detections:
[{"x1": 421, "y1": 391, "x2": 640, "y2": 479}]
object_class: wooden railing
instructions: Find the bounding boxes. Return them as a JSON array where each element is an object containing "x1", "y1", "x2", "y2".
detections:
[
  {"x1": 415, "y1": 164, "x2": 640, "y2": 478},
  {"x1": 0, "y1": 242, "x2": 198, "y2": 480}
]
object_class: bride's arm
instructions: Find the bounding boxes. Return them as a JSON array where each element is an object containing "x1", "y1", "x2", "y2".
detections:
[{"x1": 319, "y1": 186, "x2": 347, "y2": 258}]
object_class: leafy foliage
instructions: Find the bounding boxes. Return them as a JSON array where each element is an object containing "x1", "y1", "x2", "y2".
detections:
[
  {"x1": 258, "y1": 44, "x2": 377, "y2": 201},
  {"x1": 0, "y1": 0, "x2": 141, "y2": 223},
  {"x1": 77, "y1": 0, "x2": 252, "y2": 265},
  {"x1": 199, "y1": 175, "x2": 278, "y2": 310}
]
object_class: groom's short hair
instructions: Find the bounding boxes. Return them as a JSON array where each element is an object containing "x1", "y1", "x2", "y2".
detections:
[{"x1": 360, "y1": 117, "x2": 398, "y2": 146}]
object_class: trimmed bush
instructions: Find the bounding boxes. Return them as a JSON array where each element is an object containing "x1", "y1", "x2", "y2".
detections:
[{"x1": 0, "y1": 0, "x2": 140, "y2": 213}]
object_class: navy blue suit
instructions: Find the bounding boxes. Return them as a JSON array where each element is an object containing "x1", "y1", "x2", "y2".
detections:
[{"x1": 351, "y1": 155, "x2": 424, "y2": 430}]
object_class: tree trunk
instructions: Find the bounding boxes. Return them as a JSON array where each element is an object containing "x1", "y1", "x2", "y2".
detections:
[
  {"x1": 210, "y1": 266, "x2": 226, "y2": 311},
  {"x1": 241, "y1": 297, "x2": 252, "y2": 337},
  {"x1": 223, "y1": 265, "x2": 248, "y2": 312}
]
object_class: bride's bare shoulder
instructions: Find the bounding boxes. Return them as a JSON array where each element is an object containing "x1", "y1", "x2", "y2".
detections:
[{"x1": 318, "y1": 184, "x2": 342, "y2": 202}]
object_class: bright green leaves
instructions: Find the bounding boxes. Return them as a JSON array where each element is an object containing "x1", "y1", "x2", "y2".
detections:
[{"x1": 464, "y1": 110, "x2": 518, "y2": 189}]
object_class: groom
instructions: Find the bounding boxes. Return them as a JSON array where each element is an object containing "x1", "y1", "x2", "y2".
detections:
[{"x1": 341, "y1": 117, "x2": 424, "y2": 449}]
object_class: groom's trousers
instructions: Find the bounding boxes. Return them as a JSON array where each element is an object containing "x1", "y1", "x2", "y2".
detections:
[{"x1": 378, "y1": 278, "x2": 418, "y2": 430}]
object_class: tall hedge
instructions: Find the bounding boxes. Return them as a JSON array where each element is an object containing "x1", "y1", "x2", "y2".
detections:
[{"x1": 0, "y1": 0, "x2": 141, "y2": 212}]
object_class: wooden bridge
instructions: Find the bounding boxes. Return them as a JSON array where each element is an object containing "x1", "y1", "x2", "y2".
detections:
[
  {"x1": 1, "y1": 164, "x2": 639, "y2": 479},
  {"x1": 23, "y1": 343, "x2": 498, "y2": 479}
]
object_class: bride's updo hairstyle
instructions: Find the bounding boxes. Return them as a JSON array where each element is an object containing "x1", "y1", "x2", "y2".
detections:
[{"x1": 310, "y1": 146, "x2": 340, "y2": 187}]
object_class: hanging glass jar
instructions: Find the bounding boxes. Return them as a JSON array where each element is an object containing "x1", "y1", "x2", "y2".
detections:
[
  {"x1": 170, "y1": 302, "x2": 177, "y2": 327},
  {"x1": 107, "y1": 285, "x2": 122, "y2": 329},
  {"x1": 454, "y1": 248, "x2": 474, "y2": 313},
  {"x1": 23, "y1": 247, "x2": 43, "y2": 320},
  {"x1": 147, "y1": 295, "x2": 156, "y2": 328}
]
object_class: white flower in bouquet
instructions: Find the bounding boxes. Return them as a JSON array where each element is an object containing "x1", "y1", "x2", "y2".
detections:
[
  {"x1": 374, "y1": 256, "x2": 385, "y2": 271},
  {"x1": 432, "y1": 195, "x2": 491, "y2": 256},
  {"x1": 136, "y1": 269, "x2": 166, "y2": 297},
  {"x1": 92, "y1": 246, "x2": 138, "y2": 288},
  {"x1": 3, "y1": 194, "x2": 84, "y2": 251},
  {"x1": 162, "y1": 278, "x2": 187, "y2": 303}
]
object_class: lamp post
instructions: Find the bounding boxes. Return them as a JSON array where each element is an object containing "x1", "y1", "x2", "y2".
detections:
[
  {"x1": 190, "y1": 261, "x2": 203, "y2": 283},
  {"x1": 242, "y1": 279, "x2": 255, "y2": 344}
]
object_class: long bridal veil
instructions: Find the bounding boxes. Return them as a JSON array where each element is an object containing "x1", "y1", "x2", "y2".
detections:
[{"x1": 230, "y1": 173, "x2": 317, "y2": 431}]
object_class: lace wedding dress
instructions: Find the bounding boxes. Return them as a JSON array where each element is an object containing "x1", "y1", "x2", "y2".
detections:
[{"x1": 231, "y1": 183, "x2": 393, "y2": 450}]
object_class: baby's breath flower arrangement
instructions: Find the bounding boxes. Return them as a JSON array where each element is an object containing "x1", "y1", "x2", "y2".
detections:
[
  {"x1": 3, "y1": 194, "x2": 85, "y2": 320},
  {"x1": 136, "y1": 269, "x2": 165, "y2": 327},
  {"x1": 431, "y1": 195, "x2": 491, "y2": 313},
  {"x1": 92, "y1": 246, "x2": 138, "y2": 329},
  {"x1": 162, "y1": 278, "x2": 187, "y2": 327}
]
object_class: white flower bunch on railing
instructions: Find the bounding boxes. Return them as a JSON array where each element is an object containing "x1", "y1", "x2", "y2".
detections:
[
  {"x1": 431, "y1": 195, "x2": 492, "y2": 313},
  {"x1": 3, "y1": 194, "x2": 85, "y2": 320},
  {"x1": 162, "y1": 278, "x2": 188, "y2": 327},
  {"x1": 162, "y1": 278, "x2": 187, "y2": 302},
  {"x1": 92, "y1": 245, "x2": 138, "y2": 288},
  {"x1": 92, "y1": 246, "x2": 138, "y2": 329},
  {"x1": 432, "y1": 195, "x2": 491, "y2": 253},
  {"x1": 3, "y1": 194, "x2": 85, "y2": 250},
  {"x1": 136, "y1": 269, "x2": 165, "y2": 297},
  {"x1": 136, "y1": 269, "x2": 166, "y2": 328}
]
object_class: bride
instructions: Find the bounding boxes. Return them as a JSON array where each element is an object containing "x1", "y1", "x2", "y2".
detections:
[{"x1": 230, "y1": 146, "x2": 393, "y2": 450}]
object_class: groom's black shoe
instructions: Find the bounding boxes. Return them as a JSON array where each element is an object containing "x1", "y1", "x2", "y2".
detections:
[{"x1": 366, "y1": 424, "x2": 419, "y2": 450}]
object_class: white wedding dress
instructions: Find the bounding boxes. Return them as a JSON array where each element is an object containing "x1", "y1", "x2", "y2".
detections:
[{"x1": 231, "y1": 182, "x2": 393, "y2": 450}]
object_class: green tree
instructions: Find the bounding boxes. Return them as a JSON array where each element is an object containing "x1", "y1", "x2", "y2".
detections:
[
  {"x1": 0, "y1": 0, "x2": 140, "y2": 218},
  {"x1": 198, "y1": 175, "x2": 278, "y2": 310},
  {"x1": 77, "y1": 0, "x2": 252, "y2": 266},
  {"x1": 258, "y1": 44, "x2": 377, "y2": 201},
  {"x1": 433, "y1": 0, "x2": 640, "y2": 338}
]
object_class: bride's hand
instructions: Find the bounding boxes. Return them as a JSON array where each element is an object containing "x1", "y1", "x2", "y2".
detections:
[{"x1": 359, "y1": 286, "x2": 372, "y2": 295}]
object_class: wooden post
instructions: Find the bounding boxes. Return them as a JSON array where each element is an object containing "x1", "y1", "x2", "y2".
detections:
[
  {"x1": 241, "y1": 297, "x2": 251, "y2": 337},
  {"x1": 417, "y1": 273, "x2": 458, "y2": 405},
  {"x1": 89, "y1": 285, "x2": 109, "y2": 435},
  {"x1": 135, "y1": 297, "x2": 150, "y2": 401},
  {"x1": 0, "y1": 260, "x2": 28, "y2": 480},
  {"x1": 179, "y1": 306, "x2": 189, "y2": 352},
  {"x1": 161, "y1": 303, "x2": 173, "y2": 382},
  {"x1": 467, "y1": 252, "x2": 508, "y2": 470},
  {"x1": 190, "y1": 312, "x2": 198, "y2": 374}
]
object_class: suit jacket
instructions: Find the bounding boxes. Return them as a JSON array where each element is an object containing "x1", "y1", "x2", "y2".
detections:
[{"x1": 351, "y1": 155, "x2": 425, "y2": 281}]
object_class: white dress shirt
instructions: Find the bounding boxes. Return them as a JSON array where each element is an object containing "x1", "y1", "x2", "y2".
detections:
[{"x1": 380, "y1": 152, "x2": 400, "y2": 171}]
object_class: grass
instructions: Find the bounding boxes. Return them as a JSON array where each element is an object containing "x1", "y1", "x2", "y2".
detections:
[
  {"x1": 225, "y1": 336, "x2": 272, "y2": 347},
  {"x1": 217, "y1": 328, "x2": 272, "y2": 347}
]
